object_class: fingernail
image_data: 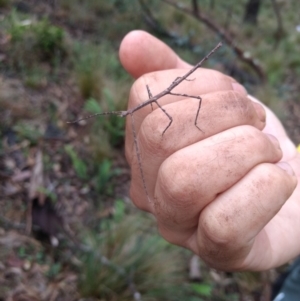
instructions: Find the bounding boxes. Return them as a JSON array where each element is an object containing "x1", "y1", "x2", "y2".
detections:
[
  {"x1": 266, "y1": 134, "x2": 281, "y2": 149},
  {"x1": 276, "y1": 162, "x2": 295, "y2": 176},
  {"x1": 252, "y1": 102, "x2": 266, "y2": 122},
  {"x1": 232, "y1": 82, "x2": 247, "y2": 95}
]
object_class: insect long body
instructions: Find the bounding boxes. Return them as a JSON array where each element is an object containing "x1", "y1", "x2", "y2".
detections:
[{"x1": 68, "y1": 42, "x2": 223, "y2": 202}]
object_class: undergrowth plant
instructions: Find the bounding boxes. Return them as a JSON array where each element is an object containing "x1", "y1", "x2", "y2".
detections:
[
  {"x1": 73, "y1": 43, "x2": 103, "y2": 100},
  {"x1": 0, "y1": 0, "x2": 9, "y2": 8},
  {"x1": 64, "y1": 145, "x2": 88, "y2": 180},
  {"x1": 94, "y1": 158, "x2": 121, "y2": 197},
  {"x1": 23, "y1": 66, "x2": 48, "y2": 89},
  {"x1": 5, "y1": 12, "x2": 67, "y2": 70},
  {"x1": 64, "y1": 144, "x2": 120, "y2": 198},
  {"x1": 34, "y1": 19, "x2": 65, "y2": 61},
  {"x1": 13, "y1": 121, "x2": 43, "y2": 145},
  {"x1": 59, "y1": 0, "x2": 142, "y2": 40},
  {"x1": 72, "y1": 41, "x2": 130, "y2": 100}
]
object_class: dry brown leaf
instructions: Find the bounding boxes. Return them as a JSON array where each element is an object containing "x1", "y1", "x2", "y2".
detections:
[
  {"x1": 189, "y1": 254, "x2": 202, "y2": 281},
  {"x1": 12, "y1": 171, "x2": 31, "y2": 182},
  {"x1": 0, "y1": 231, "x2": 41, "y2": 249},
  {"x1": 28, "y1": 150, "x2": 44, "y2": 205}
]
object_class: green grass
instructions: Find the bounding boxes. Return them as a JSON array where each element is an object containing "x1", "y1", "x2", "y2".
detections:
[
  {"x1": 64, "y1": 145, "x2": 88, "y2": 180},
  {"x1": 0, "y1": 0, "x2": 10, "y2": 8},
  {"x1": 79, "y1": 213, "x2": 190, "y2": 301},
  {"x1": 3, "y1": 11, "x2": 67, "y2": 70},
  {"x1": 73, "y1": 42, "x2": 104, "y2": 100}
]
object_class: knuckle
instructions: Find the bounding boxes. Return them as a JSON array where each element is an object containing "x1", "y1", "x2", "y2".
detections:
[
  {"x1": 227, "y1": 90, "x2": 248, "y2": 106},
  {"x1": 205, "y1": 69, "x2": 230, "y2": 82},
  {"x1": 199, "y1": 212, "x2": 239, "y2": 248},
  {"x1": 138, "y1": 111, "x2": 172, "y2": 157},
  {"x1": 157, "y1": 154, "x2": 195, "y2": 206},
  {"x1": 216, "y1": 91, "x2": 260, "y2": 127},
  {"x1": 235, "y1": 126, "x2": 269, "y2": 151},
  {"x1": 245, "y1": 128, "x2": 266, "y2": 148},
  {"x1": 254, "y1": 163, "x2": 293, "y2": 198}
]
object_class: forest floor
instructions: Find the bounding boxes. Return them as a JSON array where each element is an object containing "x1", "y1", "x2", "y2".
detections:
[{"x1": 0, "y1": 1, "x2": 299, "y2": 301}]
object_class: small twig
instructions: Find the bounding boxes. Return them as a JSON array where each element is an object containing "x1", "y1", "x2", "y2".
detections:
[
  {"x1": 270, "y1": 0, "x2": 284, "y2": 46},
  {"x1": 191, "y1": 0, "x2": 200, "y2": 16},
  {"x1": 138, "y1": 0, "x2": 177, "y2": 40}
]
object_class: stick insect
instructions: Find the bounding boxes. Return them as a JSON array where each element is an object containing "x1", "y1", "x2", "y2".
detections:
[{"x1": 68, "y1": 42, "x2": 222, "y2": 201}]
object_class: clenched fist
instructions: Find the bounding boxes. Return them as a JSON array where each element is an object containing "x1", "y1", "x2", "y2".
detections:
[{"x1": 119, "y1": 30, "x2": 300, "y2": 271}]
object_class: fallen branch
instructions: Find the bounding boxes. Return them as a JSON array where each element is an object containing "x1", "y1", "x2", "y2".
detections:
[{"x1": 160, "y1": 0, "x2": 266, "y2": 82}]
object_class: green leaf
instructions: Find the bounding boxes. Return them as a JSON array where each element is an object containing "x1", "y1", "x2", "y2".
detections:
[
  {"x1": 47, "y1": 262, "x2": 61, "y2": 279},
  {"x1": 191, "y1": 283, "x2": 213, "y2": 297},
  {"x1": 64, "y1": 145, "x2": 87, "y2": 179},
  {"x1": 84, "y1": 98, "x2": 102, "y2": 114},
  {"x1": 95, "y1": 159, "x2": 114, "y2": 195},
  {"x1": 114, "y1": 199, "x2": 125, "y2": 222}
]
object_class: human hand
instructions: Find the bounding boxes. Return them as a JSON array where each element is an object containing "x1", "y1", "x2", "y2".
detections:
[{"x1": 119, "y1": 30, "x2": 300, "y2": 271}]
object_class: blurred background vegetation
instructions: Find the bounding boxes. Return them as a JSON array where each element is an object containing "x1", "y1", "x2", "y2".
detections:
[{"x1": 0, "y1": 0, "x2": 299, "y2": 300}]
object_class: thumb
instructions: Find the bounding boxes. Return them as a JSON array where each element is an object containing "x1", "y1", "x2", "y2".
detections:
[{"x1": 119, "y1": 30, "x2": 191, "y2": 79}]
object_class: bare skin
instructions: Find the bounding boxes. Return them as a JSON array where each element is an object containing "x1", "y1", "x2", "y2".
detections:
[{"x1": 119, "y1": 30, "x2": 300, "y2": 271}]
